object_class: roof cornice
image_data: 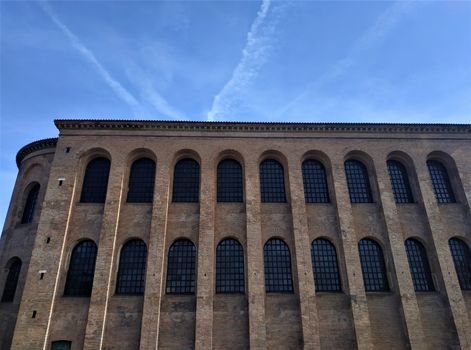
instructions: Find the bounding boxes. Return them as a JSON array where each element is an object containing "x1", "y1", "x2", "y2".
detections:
[
  {"x1": 54, "y1": 119, "x2": 471, "y2": 134},
  {"x1": 16, "y1": 138, "x2": 58, "y2": 168}
]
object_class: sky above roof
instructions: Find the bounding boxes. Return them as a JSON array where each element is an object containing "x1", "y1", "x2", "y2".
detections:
[{"x1": 1, "y1": 0, "x2": 470, "y2": 225}]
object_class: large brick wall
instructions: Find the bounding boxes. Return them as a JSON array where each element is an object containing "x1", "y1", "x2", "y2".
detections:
[{"x1": 1, "y1": 120, "x2": 470, "y2": 350}]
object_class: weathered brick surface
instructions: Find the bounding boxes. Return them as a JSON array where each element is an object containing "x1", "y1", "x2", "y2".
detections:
[{"x1": 1, "y1": 121, "x2": 470, "y2": 350}]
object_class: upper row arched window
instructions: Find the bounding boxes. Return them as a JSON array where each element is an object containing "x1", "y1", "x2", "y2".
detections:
[
  {"x1": 76, "y1": 154, "x2": 459, "y2": 206},
  {"x1": 21, "y1": 183, "x2": 40, "y2": 223}
]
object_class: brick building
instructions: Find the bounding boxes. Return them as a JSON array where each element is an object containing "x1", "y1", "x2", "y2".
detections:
[{"x1": 1, "y1": 119, "x2": 470, "y2": 350}]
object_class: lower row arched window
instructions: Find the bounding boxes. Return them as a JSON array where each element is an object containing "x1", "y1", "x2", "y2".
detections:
[
  {"x1": 166, "y1": 239, "x2": 196, "y2": 294},
  {"x1": 311, "y1": 239, "x2": 341, "y2": 292},
  {"x1": 264, "y1": 239, "x2": 293, "y2": 293},
  {"x1": 216, "y1": 239, "x2": 245, "y2": 293},
  {"x1": 1, "y1": 257, "x2": 22, "y2": 302},
  {"x1": 358, "y1": 239, "x2": 389, "y2": 292},
  {"x1": 116, "y1": 239, "x2": 148, "y2": 295},
  {"x1": 449, "y1": 238, "x2": 471, "y2": 290},
  {"x1": 405, "y1": 238, "x2": 434, "y2": 291},
  {"x1": 64, "y1": 240, "x2": 98, "y2": 297}
]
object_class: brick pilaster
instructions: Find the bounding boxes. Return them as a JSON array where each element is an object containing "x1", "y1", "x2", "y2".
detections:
[
  {"x1": 139, "y1": 153, "x2": 171, "y2": 350},
  {"x1": 286, "y1": 155, "x2": 321, "y2": 350},
  {"x1": 244, "y1": 153, "x2": 267, "y2": 349},
  {"x1": 195, "y1": 157, "x2": 216, "y2": 350},
  {"x1": 83, "y1": 153, "x2": 126, "y2": 349},
  {"x1": 330, "y1": 154, "x2": 374, "y2": 350}
]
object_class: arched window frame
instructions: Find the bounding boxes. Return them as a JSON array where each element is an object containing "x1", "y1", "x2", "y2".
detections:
[
  {"x1": 1, "y1": 257, "x2": 22, "y2": 302},
  {"x1": 387, "y1": 160, "x2": 414, "y2": 203},
  {"x1": 115, "y1": 239, "x2": 148, "y2": 295},
  {"x1": 264, "y1": 238, "x2": 293, "y2": 293},
  {"x1": 80, "y1": 157, "x2": 111, "y2": 203},
  {"x1": 358, "y1": 238, "x2": 389, "y2": 292},
  {"x1": 216, "y1": 238, "x2": 245, "y2": 293},
  {"x1": 448, "y1": 238, "x2": 471, "y2": 290},
  {"x1": 64, "y1": 240, "x2": 98, "y2": 297},
  {"x1": 344, "y1": 159, "x2": 373, "y2": 203},
  {"x1": 302, "y1": 159, "x2": 330, "y2": 203},
  {"x1": 259, "y1": 159, "x2": 287, "y2": 203},
  {"x1": 172, "y1": 158, "x2": 200, "y2": 203},
  {"x1": 51, "y1": 340, "x2": 72, "y2": 350},
  {"x1": 427, "y1": 160, "x2": 456, "y2": 204},
  {"x1": 126, "y1": 157, "x2": 156, "y2": 203},
  {"x1": 21, "y1": 183, "x2": 40, "y2": 224},
  {"x1": 311, "y1": 238, "x2": 341, "y2": 292},
  {"x1": 166, "y1": 239, "x2": 197, "y2": 294},
  {"x1": 404, "y1": 238, "x2": 434, "y2": 292},
  {"x1": 217, "y1": 159, "x2": 244, "y2": 202}
]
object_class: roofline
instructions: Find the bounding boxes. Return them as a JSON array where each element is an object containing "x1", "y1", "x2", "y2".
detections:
[
  {"x1": 54, "y1": 119, "x2": 471, "y2": 134},
  {"x1": 16, "y1": 138, "x2": 58, "y2": 168}
]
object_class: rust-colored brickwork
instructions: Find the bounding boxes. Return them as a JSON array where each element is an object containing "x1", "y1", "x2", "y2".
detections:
[{"x1": 1, "y1": 120, "x2": 470, "y2": 350}]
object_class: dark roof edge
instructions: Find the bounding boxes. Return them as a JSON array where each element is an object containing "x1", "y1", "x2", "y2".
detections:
[
  {"x1": 54, "y1": 119, "x2": 471, "y2": 134},
  {"x1": 16, "y1": 138, "x2": 58, "y2": 168}
]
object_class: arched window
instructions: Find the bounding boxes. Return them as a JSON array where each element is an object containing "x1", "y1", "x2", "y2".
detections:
[
  {"x1": 166, "y1": 239, "x2": 196, "y2": 294},
  {"x1": 216, "y1": 239, "x2": 245, "y2": 293},
  {"x1": 302, "y1": 160, "x2": 329, "y2": 203},
  {"x1": 260, "y1": 159, "x2": 286, "y2": 203},
  {"x1": 358, "y1": 239, "x2": 389, "y2": 292},
  {"x1": 387, "y1": 160, "x2": 413, "y2": 203},
  {"x1": 116, "y1": 240, "x2": 147, "y2": 295},
  {"x1": 64, "y1": 240, "x2": 98, "y2": 296},
  {"x1": 217, "y1": 159, "x2": 243, "y2": 202},
  {"x1": 405, "y1": 239, "x2": 434, "y2": 291},
  {"x1": 448, "y1": 238, "x2": 471, "y2": 290},
  {"x1": 1, "y1": 258, "x2": 22, "y2": 302},
  {"x1": 345, "y1": 160, "x2": 373, "y2": 203},
  {"x1": 427, "y1": 160, "x2": 455, "y2": 203},
  {"x1": 21, "y1": 183, "x2": 40, "y2": 224},
  {"x1": 80, "y1": 157, "x2": 110, "y2": 203},
  {"x1": 127, "y1": 158, "x2": 156, "y2": 203},
  {"x1": 51, "y1": 341, "x2": 72, "y2": 350},
  {"x1": 264, "y1": 239, "x2": 293, "y2": 293},
  {"x1": 311, "y1": 239, "x2": 341, "y2": 292},
  {"x1": 172, "y1": 159, "x2": 200, "y2": 202}
]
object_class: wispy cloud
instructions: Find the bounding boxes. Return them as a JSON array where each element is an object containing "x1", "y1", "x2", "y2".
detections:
[
  {"x1": 279, "y1": 0, "x2": 418, "y2": 117},
  {"x1": 39, "y1": 1, "x2": 183, "y2": 119},
  {"x1": 207, "y1": 0, "x2": 291, "y2": 121},
  {"x1": 38, "y1": 1, "x2": 141, "y2": 113}
]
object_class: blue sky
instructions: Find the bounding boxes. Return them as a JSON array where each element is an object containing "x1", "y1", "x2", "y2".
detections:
[{"x1": 1, "y1": 0, "x2": 470, "y2": 225}]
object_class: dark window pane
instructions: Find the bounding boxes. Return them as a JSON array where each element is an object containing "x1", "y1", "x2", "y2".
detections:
[
  {"x1": 358, "y1": 239, "x2": 389, "y2": 292},
  {"x1": 172, "y1": 159, "x2": 200, "y2": 202},
  {"x1": 21, "y1": 183, "x2": 40, "y2": 224},
  {"x1": 405, "y1": 239, "x2": 434, "y2": 291},
  {"x1": 80, "y1": 158, "x2": 110, "y2": 203},
  {"x1": 302, "y1": 160, "x2": 329, "y2": 203},
  {"x1": 311, "y1": 239, "x2": 341, "y2": 292},
  {"x1": 260, "y1": 159, "x2": 286, "y2": 203},
  {"x1": 387, "y1": 160, "x2": 413, "y2": 203},
  {"x1": 1, "y1": 258, "x2": 22, "y2": 302},
  {"x1": 427, "y1": 160, "x2": 455, "y2": 203},
  {"x1": 264, "y1": 239, "x2": 293, "y2": 293},
  {"x1": 217, "y1": 160, "x2": 243, "y2": 202},
  {"x1": 116, "y1": 240, "x2": 147, "y2": 295},
  {"x1": 449, "y1": 238, "x2": 471, "y2": 290},
  {"x1": 216, "y1": 239, "x2": 245, "y2": 293},
  {"x1": 51, "y1": 341, "x2": 72, "y2": 350},
  {"x1": 127, "y1": 158, "x2": 156, "y2": 203},
  {"x1": 345, "y1": 160, "x2": 373, "y2": 203},
  {"x1": 166, "y1": 239, "x2": 196, "y2": 294},
  {"x1": 64, "y1": 240, "x2": 97, "y2": 296}
]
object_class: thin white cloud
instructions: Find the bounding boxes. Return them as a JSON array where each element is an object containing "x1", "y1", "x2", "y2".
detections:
[
  {"x1": 38, "y1": 1, "x2": 141, "y2": 113},
  {"x1": 279, "y1": 0, "x2": 418, "y2": 117},
  {"x1": 39, "y1": 1, "x2": 183, "y2": 120},
  {"x1": 207, "y1": 0, "x2": 290, "y2": 121}
]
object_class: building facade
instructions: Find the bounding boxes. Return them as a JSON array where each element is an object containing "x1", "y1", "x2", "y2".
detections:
[{"x1": 1, "y1": 120, "x2": 470, "y2": 350}]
